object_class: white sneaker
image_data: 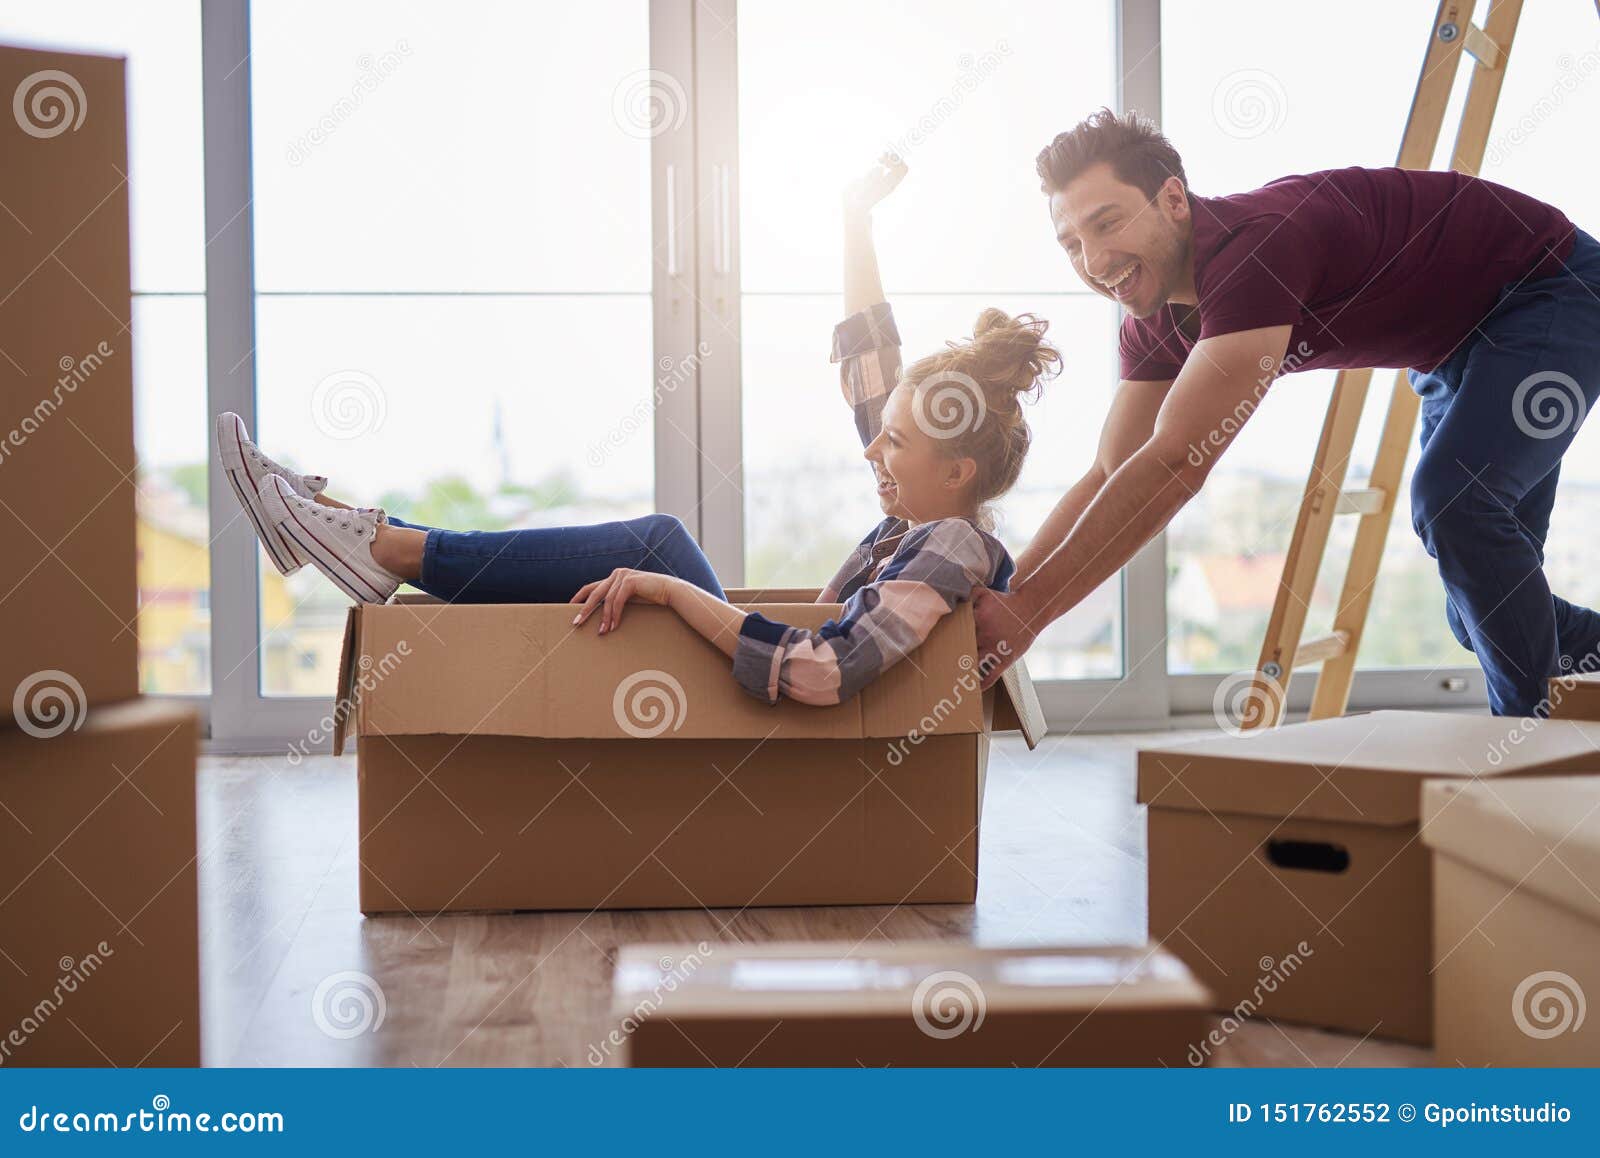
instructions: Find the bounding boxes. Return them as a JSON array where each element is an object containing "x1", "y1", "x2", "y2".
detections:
[
  {"x1": 215, "y1": 412, "x2": 330, "y2": 575},
  {"x1": 258, "y1": 475, "x2": 400, "y2": 605}
]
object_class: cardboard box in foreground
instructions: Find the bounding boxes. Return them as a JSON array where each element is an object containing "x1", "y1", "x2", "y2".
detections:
[
  {"x1": 0, "y1": 45, "x2": 139, "y2": 720},
  {"x1": 1138, "y1": 711, "x2": 1600, "y2": 1045},
  {"x1": 614, "y1": 941, "x2": 1211, "y2": 1067},
  {"x1": 336, "y1": 592, "x2": 1043, "y2": 914},
  {"x1": 1423, "y1": 776, "x2": 1600, "y2": 1066},
  {"x1": 0, "y1": 700, "x2": 199, "y2": 1066}
]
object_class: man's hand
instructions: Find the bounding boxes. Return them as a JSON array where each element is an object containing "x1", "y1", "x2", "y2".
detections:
[{"x1": 972, "y1": 586, "x2": 1039, "y2": 689}]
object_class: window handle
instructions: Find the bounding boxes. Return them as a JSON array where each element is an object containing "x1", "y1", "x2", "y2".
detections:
[
  {"x1": 711, "y1": 162, "x2": 731, "y2": 276},
  {"x1": 665, "y1": 162, "x2": 679, "y2": 280}
]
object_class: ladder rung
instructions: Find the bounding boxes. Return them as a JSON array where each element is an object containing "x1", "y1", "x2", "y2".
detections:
[
  {"x1": 1335, "y1": 487, "x2": 1387, "y2": 516},
  {"x1": 1293, "y1": 631, "x2": 1350, "y2": 669},
  {"x1": 1463, "y1": 24, "x2": 1503, "y2": 70}
]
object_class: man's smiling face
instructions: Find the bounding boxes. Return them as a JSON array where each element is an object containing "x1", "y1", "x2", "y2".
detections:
[{"x1": 1049, "y1": 160, "x2": 1191, "y2": 319}]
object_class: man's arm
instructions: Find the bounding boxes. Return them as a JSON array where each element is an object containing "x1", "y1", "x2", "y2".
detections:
[
  {"x1": 1014, "y1": 377, "x2": 1174, "y2": 580},
  {"x1": 975, "y1": 324, "x2": 1292, "y2": 682}
]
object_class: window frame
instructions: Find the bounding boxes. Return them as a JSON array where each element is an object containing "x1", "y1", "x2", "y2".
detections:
[{"x1": 198, "y1": 0, "x2": 1481, "y2": 750}]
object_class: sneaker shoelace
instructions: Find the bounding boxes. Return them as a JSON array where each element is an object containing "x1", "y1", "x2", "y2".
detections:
[{"x1": 298, "y1": 496, "x2": 384, "y2": 538}]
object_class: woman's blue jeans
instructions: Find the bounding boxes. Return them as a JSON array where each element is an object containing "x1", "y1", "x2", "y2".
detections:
[{"x1": 386, "y1": 512, "x2": 725, "y2": 604}]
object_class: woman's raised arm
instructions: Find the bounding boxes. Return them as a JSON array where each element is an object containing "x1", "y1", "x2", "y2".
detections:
[
  {"x1": 841, "y1": 152, "x2": 906, "y2": 315},
  {"x1": 834, "y1": 155, "x2": 909, "y2": 448}
]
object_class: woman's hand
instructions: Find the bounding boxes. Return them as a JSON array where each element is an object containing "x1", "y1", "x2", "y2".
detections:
[
  {"x1": 843, "y1": 152, "x2": 908, "y2": 217},
  {"x1": 571, "y1": 568, "x2": 678, "y2": 635}
]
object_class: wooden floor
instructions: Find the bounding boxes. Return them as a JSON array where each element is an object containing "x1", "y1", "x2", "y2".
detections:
[{"x1": 198, "y1": 730, "x2": 1429, "y2": 1067}]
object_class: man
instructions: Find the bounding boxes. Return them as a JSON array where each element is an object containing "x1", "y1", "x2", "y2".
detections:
[{"x1": 974, "y1": 108, "x2": 1600, "y2": 716}]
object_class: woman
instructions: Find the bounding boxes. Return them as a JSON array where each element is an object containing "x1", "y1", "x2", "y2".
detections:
[{"x1": 217, "y1": 156, "x2": 1059, "y2": 705}]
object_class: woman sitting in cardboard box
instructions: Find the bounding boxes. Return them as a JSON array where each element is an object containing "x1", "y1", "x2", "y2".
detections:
[{"x1": 217, "y1": 157, "x2": 1059, "y2": 707}]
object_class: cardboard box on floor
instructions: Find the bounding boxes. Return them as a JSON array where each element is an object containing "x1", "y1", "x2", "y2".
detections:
[
  {"x1": 613, "y1": 941, "x2": 1211, "y2": 1067},
  {"x1": 0, "y1": 45, "x2": 140, "y2": 719},
  {"x1": 334, "y1": 590, "x2": 1044, "y2": 915},
  {"x1": 1547, "y1": 673, "x2": 1600, "y2": 721},
  {"x1": 1423, "y1": 776, "x2": 1600, "y2": 1065},
  {"x1": 0, "y1": 700, "x2": 199, "y2": 1065},
  {"x1": 1138, "y1": 711, "x2": 1600, "y2": 1045}
]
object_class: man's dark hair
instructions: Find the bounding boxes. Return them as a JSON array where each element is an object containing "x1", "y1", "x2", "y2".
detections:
[{"x1": 1035, "y1": 108, "x2": 1188, "y2": 200}]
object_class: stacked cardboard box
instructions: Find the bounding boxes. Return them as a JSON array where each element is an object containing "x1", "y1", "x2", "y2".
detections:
[
  {"x1": 1423, "y1": 776, "x2": 1600, "y2": 1065},
  {"x1": 613, "y1": 941, "x2": 1211, "y2": 1067},
  {"x1": 1138, "y1": 711, "x2": 1600, "y2": 1044},
  {"x1": 0, "y1": 44, "x2": 140, "y2": 709},
  {"x1": 1547, "y1": 673, "x2": 1600, "y2": 721},
  {"x1": 0, "y1": 701, "x2": 200, "y2": 1066},
  {"x1": 336, "y1": 591, "x2": 1043, "y2": 914},
  {"x1": 0, "y1": 44, "x2": 200, "y2": 1066}
]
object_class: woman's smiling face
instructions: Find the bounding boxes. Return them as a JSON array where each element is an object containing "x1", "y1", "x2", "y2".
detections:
[{"x1": 863, "y1": 386, "x2": 975, "y2": 524}]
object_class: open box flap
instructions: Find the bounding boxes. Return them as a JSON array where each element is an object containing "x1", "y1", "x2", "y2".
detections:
[
  {"x1": 1137, "y1": 711, "x2": 1600, "y2": 826},
  {"x1": 331, "y1": 606, "x2": 360, "y2": 757},
  {"x1": 991, "y1": 660, "x2": 1046, "y2": 750},
  {"x1": 336, "y1": 598, "x2": 992, "y2": 741}
]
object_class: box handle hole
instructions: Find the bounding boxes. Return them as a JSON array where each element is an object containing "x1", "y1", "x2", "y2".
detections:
[{"x1": 1264, "y1": 839, "x2": 1349, "y2": 874}]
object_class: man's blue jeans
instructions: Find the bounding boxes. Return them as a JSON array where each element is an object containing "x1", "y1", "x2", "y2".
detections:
[
  {"x1": 1409, "y1": 228, "x2": 1600, "y2": 715},
  {"x1": 385, "y1": 512, "x2": 725, "y2": 604}
]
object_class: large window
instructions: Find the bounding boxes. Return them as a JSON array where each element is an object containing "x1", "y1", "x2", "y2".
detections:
[
  {"x1": 0, "y1": 1, "x2": 210, "y2": 695},
  {"x1": 30, "y1": 1, "x2": 1588, "y2": 741},
  {"x1": 1162, "y1": 0, "x2": 1600, "y2": 690},
  {"x1": 247, "y1": 0, "x2": 656, "y2": 694},
  {"x1": 736, "y1": 0, "x2": 1124, "y2": 679},
  {"x1": 1160, "y1": 0, "x2": 1451, "y2": 675}
]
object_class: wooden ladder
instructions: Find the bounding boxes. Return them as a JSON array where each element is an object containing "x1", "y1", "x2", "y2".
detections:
[{"x1": 1245, "y1": 0, "x2": 1531, "y2": 729}]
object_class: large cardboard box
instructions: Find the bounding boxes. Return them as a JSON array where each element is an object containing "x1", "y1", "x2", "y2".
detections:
[
  {"x1": 335, "y1": 592, "x2": 1044, "y2": 914},
  {"x1": 0, "y1": 45, "x2": 139, "y2": 721},
  {"x1": 1138, "y1": 711, "x2": 1600, "y2": 1045},
  {"x1": 1547, "y1": 672, "x2": 1600, "y2": 721},
  {"x1": 1423, "y1": 776, "x2": 1600, "y2": 1066},
  {"x1": 613, "y1": 941, "x2": 1211, "y2": 1067},
  {"x1": 0, "y1": 700, "x2": 199, "y2": 1066}
]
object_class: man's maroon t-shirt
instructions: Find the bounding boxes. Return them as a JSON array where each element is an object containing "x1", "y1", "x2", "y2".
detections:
[{"x1": 1118, "y1": 167, "x2": 1576, "y2": 382}]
